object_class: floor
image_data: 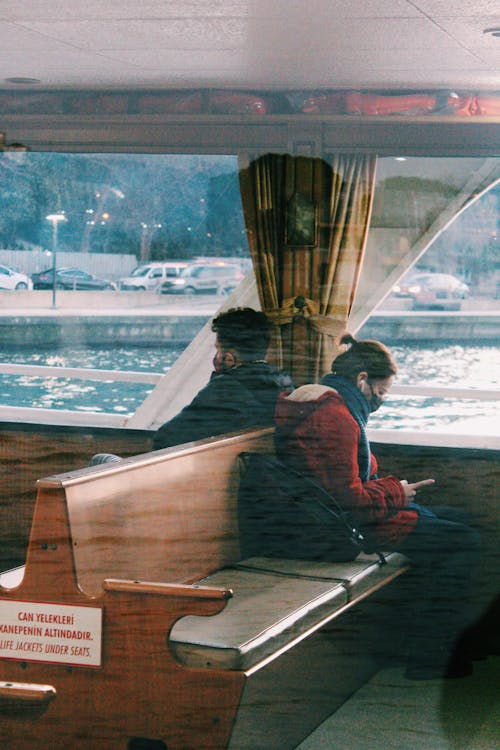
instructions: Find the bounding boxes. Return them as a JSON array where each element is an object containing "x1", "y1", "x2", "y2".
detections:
[{"x1": 296, "y1": 657, "x2": 500, "y2": 750}]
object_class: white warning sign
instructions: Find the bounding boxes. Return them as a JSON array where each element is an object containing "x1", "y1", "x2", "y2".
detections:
[{"x1": 0, "y1": 599, "x2": 102, "y2": 667}]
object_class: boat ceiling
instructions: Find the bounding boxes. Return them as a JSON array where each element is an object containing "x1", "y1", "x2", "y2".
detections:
[{"x1": 0, "y1": 1, "x2": 499, "y2": 92}]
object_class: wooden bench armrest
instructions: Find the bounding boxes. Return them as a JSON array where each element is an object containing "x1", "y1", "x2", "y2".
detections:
[
  {"x1": 103, "y1": 578, "x2": 233, "y2": 601},
  {"x1": 0, "y1": 682, "x2": 56, "y2": 706}
]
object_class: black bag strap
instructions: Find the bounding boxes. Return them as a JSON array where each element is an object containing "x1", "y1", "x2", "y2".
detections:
[{"x1": 239, "y1": 452, "x2": 387, "y2": 566}]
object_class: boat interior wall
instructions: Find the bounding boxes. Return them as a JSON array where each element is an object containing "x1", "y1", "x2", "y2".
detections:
[
  {"x1": 0, "y1": 422, "x2": 153, "y2": 570},
  {"x1": 373, "y1": 440, "x2": 500, "y2": 533},
  {"x1": 372, "y1": 439, "x2": 500, "y2": 636}
]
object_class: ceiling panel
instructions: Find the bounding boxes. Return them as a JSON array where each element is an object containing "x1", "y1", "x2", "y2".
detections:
[
  {"x1": 411, "y1": 1, "x2": 499, "y2": 16},
  {"x1": 434, "y1": 17, "x2": 500, "y2": 48},
  {"x1": 21, "y1": 19, "x2": 245, "y2": 50},
  {"x1": 0, "y1": 0, "x2": 498, "y2": 90}
]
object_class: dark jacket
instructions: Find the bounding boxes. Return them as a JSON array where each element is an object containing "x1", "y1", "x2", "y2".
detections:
[
  {"x1": 274, "y1": 384, "x2": 417, "y2": 547},
  {"x1": 153, "y1": 361, "x2": 293, "y2": 450}
]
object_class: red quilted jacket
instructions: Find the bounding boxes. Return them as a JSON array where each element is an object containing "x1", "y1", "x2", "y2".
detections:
[{"x1": 274, "y1": 385, "x2": 418, "y2": 547}]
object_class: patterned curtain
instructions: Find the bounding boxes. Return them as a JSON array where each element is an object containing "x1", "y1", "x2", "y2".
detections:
[{"x1": 239, "y1": 153, "x2": 377, "y2": 384}]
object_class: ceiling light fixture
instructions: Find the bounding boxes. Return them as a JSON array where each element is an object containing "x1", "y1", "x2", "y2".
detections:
[{"x1": 483, "y1": 27, "x2": 500, "y2": 38}]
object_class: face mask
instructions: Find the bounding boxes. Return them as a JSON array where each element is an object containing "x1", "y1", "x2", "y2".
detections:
[
  {"x1": 213, "y1": 351, "x2": 235, "y2": 373},
  {"x1": 368, "y1": 382, "x2": 384, "y2": 412},
  {"x1": 213, "y1": 351, "x2": 226, "y2": 373}
]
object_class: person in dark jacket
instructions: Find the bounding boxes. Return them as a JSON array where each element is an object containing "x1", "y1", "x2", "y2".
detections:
[
  {"x1": 153, "y1": 307, "x2": 293, "y2": 449},
  {"x1": 274, "y1": 333, "x2": 481, "y2": 681}
]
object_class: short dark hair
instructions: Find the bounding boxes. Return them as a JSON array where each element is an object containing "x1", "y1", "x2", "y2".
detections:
[
  {"x1": 331, "y1": 333, "x2": 397, "y2": 383},
  {"x1": 211, "y1": 307, "x2": 271, "y2": 361}
]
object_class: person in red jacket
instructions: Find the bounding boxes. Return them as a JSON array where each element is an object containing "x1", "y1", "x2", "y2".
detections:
[{"x1": 274, "y1": 333, "x2": 481, "y2": 680}]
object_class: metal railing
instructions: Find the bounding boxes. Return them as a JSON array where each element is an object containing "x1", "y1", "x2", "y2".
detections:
[
  {"x1": 0, "y1": 362, "x2": 499, "y2": 445},
  {"x1": 0, "y1": 362, "x2": 163, "y2": 428},
  {"x1": 0, "y1": 362, "x2": 163, "y2": 385}
]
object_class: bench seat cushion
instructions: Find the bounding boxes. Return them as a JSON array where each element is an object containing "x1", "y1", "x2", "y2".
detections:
[{"x1": 169, "y1": 552, "x2": 408, "y2": 671}]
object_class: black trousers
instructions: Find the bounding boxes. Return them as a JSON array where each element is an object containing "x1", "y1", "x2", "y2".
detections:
[{"x1": 393, "y1": 505, "x2": 482, "y2": 665}]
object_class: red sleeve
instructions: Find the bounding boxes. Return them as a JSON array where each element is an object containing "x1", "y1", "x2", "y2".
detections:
[{"x1": 292, "y1": 397, "x2": 408, "y2": 525}]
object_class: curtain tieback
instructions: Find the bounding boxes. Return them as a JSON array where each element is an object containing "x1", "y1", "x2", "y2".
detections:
[
  {"x1": 265, "y1": 296, "x2": 318, "y2": 325},
  {"x1": 308, "y1": 315, "x2": 346, "y2": 337},
  {"x1": 265, "y1": 296, "x2": 347, "y2": 338}
]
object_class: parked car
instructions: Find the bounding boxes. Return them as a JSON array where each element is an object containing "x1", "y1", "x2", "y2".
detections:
[
  {"x1": 119, "y1": 261, "x2": 187, "y2": 291},
  {"x1": 0, "y1": 263, "x2": 33, "y2": 290},
  {"x1": 160, "y1": 261, "x2": 245, "y2": 295},
  {"x1": 32, "y1": 267, "x2": 116, "y2": 290},
  {"x1": 405, "y1": 272, "x2": 470, "y2": 310},
  {"x1": 391, "y1": 271, "x2": 420, "y2": 297}
]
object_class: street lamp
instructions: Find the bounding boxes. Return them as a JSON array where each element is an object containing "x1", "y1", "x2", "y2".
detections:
[
  {"x1": 45, "y1": 213, "x2": 66, "y2": 308},
  {"x1": 140, "y1": 222, "x2": 162, "y2": 261}
]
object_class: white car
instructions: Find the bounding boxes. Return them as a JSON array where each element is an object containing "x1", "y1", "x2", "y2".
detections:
[
  {"x1": 0, "y1": 263, "x2": 33, "y2": 290},
  {"x1": 119, "y1": 262, "x2": 187, "y2": 291},
  {"x1": 407, "y1": 273, "x2": 470, "y2": 311},
  {"x1": 160, "y1": 262, "x2": 245, "y2": 295}
]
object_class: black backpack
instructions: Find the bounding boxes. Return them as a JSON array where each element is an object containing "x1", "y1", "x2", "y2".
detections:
[{"x1": 238, "y1": 452, "x2": 386, "y2": 565}]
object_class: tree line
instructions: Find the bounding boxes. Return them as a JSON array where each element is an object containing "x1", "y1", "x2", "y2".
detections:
[{"x1": 0, "y1": 153, "x2": 248, "y2": 261}]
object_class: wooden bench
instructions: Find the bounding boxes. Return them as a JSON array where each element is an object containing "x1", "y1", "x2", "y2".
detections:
[{"x1": 0, "y1": 427, "x2": 409, "y2": 750}]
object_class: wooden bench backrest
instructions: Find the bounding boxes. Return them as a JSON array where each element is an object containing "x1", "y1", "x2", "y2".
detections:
[{"x1": 35, "y1": 428, "x2": 274, "y2": 597}]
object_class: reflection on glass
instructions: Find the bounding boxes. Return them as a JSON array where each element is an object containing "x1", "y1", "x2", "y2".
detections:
[
  {"x1": 0, "y1": 152, "x2": 498, "y2": 438},
  {"x1": 352, "y1": 156, "x2": 500, "y2": 324}
]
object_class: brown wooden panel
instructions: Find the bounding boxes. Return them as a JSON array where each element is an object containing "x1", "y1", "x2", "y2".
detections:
[
  {"x1": 57, "y1": 429, "x2": 274, "y2": 596},
  {"x1": 372, "y1": 442, "x2": 500, "y2": 635},
  {"x1": 371, "y1": 443, "x2": 499, "y2": 528},
  {"x1": 0, "y1": 483, "x2": 245, "y2": 749},
  {"x1": 0, "y1": 424, "x2": 152, "y2": 569}
]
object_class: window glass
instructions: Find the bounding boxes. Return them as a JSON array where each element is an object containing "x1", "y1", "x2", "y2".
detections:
[
  {"x1": 0, "y1": 152, "x2": 249, "y2": 418},
  {"x1": 0, "y1": 151, "x2": 498, "y2": 438},
  {"x1": 356, "y1": 156, "x2": 500, "y2": 438},
  {"x1": 130, "y1": 266, "x2": 151, "y2": 277},
  {"x1": 352, "y1": 157, "x2": 499, "y2": 321}
]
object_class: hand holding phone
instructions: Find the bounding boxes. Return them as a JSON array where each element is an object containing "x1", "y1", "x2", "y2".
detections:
[{"x1": 400, "y1": 478, "x2": 435, "y2": 499}]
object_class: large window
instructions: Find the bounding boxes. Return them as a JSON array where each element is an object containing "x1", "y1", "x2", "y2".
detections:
[
  {"x1": 0, "y1": 152, "x2": 250, "y2": 423},
  {"x1": 354, "y1": 156, "x2": 499, "y2": 438},
  {"x1": 0, "y1": 152, "x2": 498, "y2": 440}
]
